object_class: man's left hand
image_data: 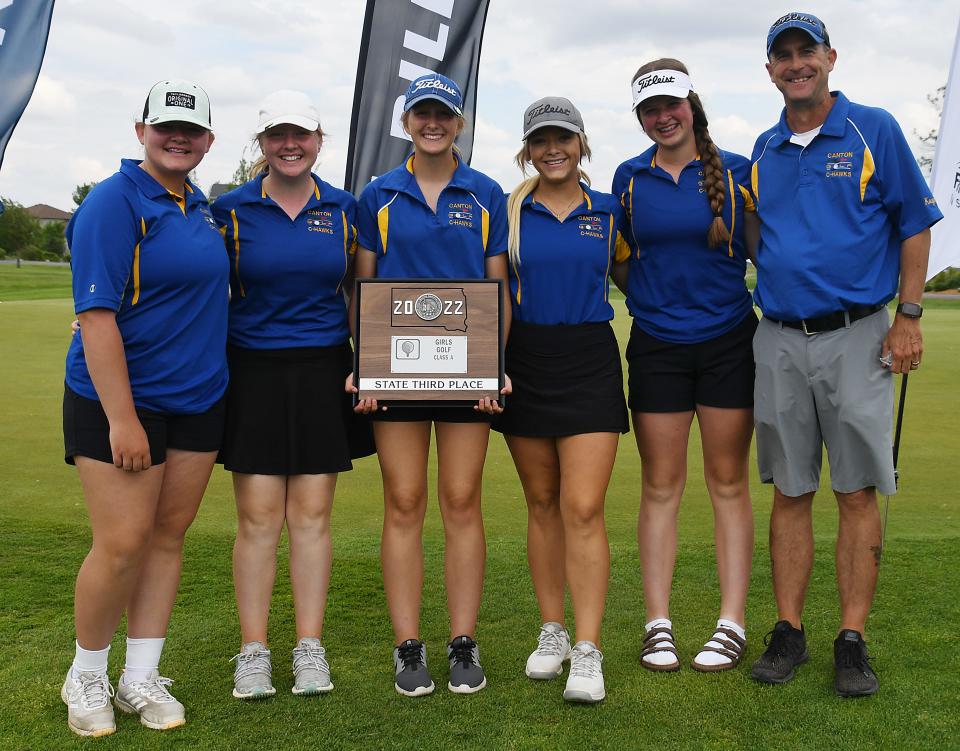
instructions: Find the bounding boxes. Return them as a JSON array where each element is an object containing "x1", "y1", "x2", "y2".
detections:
[{"x1": 881, "y1": 314, "x2": 923, "y2": 374}]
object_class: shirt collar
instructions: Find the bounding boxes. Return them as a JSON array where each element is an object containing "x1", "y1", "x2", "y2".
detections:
[
  {"x1": 521, "y1": 182, "x2": 595, "y2": 217},
  {"x1": 234, "y1": 172, "x2": 327, "y2": 209},
  {"x1": 381, "y1": 152, "x2": 482, "y2": 196},
  {"x1": 773, "y1": 90, "x2": 849, "y2": 145},
  {"x1": 120, "y1": 158, "x2": 190, "y2": 201}
]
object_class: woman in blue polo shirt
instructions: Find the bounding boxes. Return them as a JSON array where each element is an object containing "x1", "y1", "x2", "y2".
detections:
[
  {"x1": 211, "y1": 90, "x2": 375, "y2": 701},
  {"x1": 350, "y1": 74, "x2": 509, "y2": 698},
  {"x1": 61, "y1": 80, "x2": 227, "y2": 737},
  {"x1": 612, "y1": 59, "x2": 757, "y2": 673},
  {"x1": 494, "y1": 97, "x2": 630, "y2": 704}
]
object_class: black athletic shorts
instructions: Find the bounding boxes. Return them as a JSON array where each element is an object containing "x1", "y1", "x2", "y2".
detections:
[
  {"x1": 626, "y1": 311, "x2": 758, "y2": 413},
  {"x1": 63, "y1": 384, "x2": 226, "y2": 465}
]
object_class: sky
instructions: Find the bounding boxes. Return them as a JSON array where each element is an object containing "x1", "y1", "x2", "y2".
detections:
[{"x1": 0, "y1": 0, "x2": 957, "y2": 210}]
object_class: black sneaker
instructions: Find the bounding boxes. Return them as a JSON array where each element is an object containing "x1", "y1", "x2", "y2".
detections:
[
  {"x1": 750, "y1": 620, "x2": 809, "y2": 684},
  {"x1": 834, "y1": 630, "x2": 879, "y2": 697},
  {"x1": 447, "y1": 635, "x2": 486, "y2": 694},
  {"x1": 393, "y1": 639, "x2": 435, "y2": 697}
]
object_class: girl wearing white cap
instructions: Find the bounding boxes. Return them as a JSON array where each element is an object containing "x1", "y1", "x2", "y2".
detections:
[
  {"x1": 612, "y1": 59, "x2": 758, "y2": 674},
  {"x1": 350, "y1": 73, "x2": 510, "y2": 697},
  {"x1": 211, "y1": 90, "x2": 375, "y2": 700},
  {"x1": 494, "y1": 97, "x2": 631, "y2": 703},
  {"x1": 61, "y1": 79, "x2": 226, "y2": 736}
]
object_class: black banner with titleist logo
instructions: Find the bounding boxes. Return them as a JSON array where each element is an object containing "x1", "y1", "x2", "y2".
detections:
[
  {"x1": 344, "y1": 0, "x2": 491, "y2": 195},
  {"x1": 0, "y1": 0, "x2": 56, "y2": 171}
]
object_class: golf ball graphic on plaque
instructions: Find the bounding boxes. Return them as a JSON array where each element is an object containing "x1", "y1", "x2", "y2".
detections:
[{"x1": 354, "y1": 280, "x2": 504, "y2": 405}]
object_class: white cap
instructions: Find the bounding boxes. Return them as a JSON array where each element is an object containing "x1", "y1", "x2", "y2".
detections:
[
  {"x1": 256, "y1": 90, "x2": 321, "y2": 135},
  {"x1": 631, "y1": 69, "x2": 694, "y2": 111},
  {"x1": 142, "y1": 79, "x2": 212, "y2": 130}
]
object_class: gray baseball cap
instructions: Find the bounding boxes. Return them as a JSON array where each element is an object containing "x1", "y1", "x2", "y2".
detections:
[{"x1": 522, "y1": 96, "x2": 584, "y2": 140}]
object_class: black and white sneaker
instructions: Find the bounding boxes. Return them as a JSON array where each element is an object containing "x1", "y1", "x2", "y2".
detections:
[
  {"x1": 393, "y1": 639, "x2": 435, "y2": 697},
  {"x1": 447, "y1": 635, "x2": 486, "y2": 694},
  {"x1": 834, "y1": 630, "x2": 879, "y2": 697}
]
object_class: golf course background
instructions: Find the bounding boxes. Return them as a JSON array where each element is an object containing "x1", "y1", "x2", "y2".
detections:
[{"x1": 1, "y1": 264, "x2": 957, "y2": 750}]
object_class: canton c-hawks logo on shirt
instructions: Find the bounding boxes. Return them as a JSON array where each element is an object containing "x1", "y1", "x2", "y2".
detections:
[
  {"x1": 825, "y1": 151, "x2": 855, "y2": 178},
  {"x1": 306, "y1": 209, "x2": 335, "y2": 234},
  {"x1": 448, "y1": 202, "x2": 474, "y2": 227},
  {"x1": 578, "y1": 215, "x2": 606, "y2": 239},
  {"x1": 199, "y1": 207, "x2": 220, "y2": 231}
]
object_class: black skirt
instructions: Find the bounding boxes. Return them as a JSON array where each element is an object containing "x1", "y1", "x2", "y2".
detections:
[
  {"x1": 219, "y1": 343, "x2": 375, "y2": 475},
  {"x1": 493, "y1": 320, "x2": 628, "y2": 437}
]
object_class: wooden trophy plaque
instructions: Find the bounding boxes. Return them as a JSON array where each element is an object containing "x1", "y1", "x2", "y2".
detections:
[{"x1": 353, "y1": 279, "x2": 504, "y2": 406}]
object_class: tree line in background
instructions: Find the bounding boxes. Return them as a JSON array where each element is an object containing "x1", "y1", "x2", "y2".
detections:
[{"x1": 0, "y1": 182, "x2": 96, "y2": 262}]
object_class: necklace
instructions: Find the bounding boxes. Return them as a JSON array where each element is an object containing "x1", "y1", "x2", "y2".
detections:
[{"x1": 535, "y1": 191, "x2": 581, "y2": 221}]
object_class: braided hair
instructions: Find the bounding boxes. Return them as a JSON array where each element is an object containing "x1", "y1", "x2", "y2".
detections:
[{"x1": 633, "y1": 58, "x2": 730, "y2": 249}]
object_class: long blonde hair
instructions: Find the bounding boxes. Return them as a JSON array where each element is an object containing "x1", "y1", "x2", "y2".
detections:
[{"x1": 507, "y1": 132, "x2": 592, "y2": 268}]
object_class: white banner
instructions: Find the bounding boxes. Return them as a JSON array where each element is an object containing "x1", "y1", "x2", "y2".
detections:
[{"x1": 929, "y1": 16, "x2": 960, "y2": 279}]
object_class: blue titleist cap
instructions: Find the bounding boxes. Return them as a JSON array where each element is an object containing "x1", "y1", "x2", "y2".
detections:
[
  {"x1": 403, "y1": 74, "x2": 464, "y2": 117},
  {"x1": 766, "y1": 12, "x2": 830, "y2": 56}
]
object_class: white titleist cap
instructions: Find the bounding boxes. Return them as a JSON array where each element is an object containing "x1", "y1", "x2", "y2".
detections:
[
  {"x1": 256, "y1": 90, "x2": 321, "y2": 135},
  {"x1": 142, "y1": 80, "x2": 212, "y2": 129},
  {"x1": 631, "y1": 69, "x2": 694, "y2": 111}
]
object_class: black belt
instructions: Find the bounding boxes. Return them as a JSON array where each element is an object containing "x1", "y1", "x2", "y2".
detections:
[{"x1": 768, "y1": 303, "x2": 885, "y2": 335}]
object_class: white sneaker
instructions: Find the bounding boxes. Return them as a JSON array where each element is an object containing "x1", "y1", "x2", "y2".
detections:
[
  {"x1": 525, "y1": 622, "x2": 571, "y2": 679},
  {"x1": 563, "y1": 641, "x2": 605, "y2": 703},
  {"x1": 231, "y1": 641, "x2": 276, "y2": 699},
  {"x1": 115, "y1": 670, "x2": 186, "y2": 730},
  {"x1": 61, "y1": 670, "x2": 116, "y2": 737},
  {"x1": 292, "y1": 638, "x2": 333, "y2": 695}
]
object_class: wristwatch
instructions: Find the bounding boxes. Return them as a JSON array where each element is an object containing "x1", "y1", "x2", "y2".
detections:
[{"x1": 896, "y1": 302, "x2": 923, "y2": 319}]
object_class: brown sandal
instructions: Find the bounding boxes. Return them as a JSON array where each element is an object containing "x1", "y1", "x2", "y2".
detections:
[
  {"x1": 691, "y1": 626, "x2": 746, "y2": 672},
  {"x1": 640, "y1": 626, "x2": 680, "y2": 672}
]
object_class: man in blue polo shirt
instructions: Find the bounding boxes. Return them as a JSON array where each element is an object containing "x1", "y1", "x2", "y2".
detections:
[{"x1": 748, "y1": 12, "x2": 942, "y2": 696}]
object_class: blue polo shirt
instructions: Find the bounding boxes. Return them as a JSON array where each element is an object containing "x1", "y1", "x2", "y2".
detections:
[
  {"x1": 750, "y1": 91, "x2": 943, "y2": 320},
  {"x1": 66, "y1": 159, "x2": 229, "y2": 414},
  {"x1": 612, "y1": 146, "x2": 755, "y2": 344},
  {"x1": 212, "y1": 174, "x2": 356, "y2": 349},
  {"x1": 510, "y1": 185, "x2": 631, "y2": 325},
  {"x1": 357, "y1": 155, "x2": 507, "y2": 278}
]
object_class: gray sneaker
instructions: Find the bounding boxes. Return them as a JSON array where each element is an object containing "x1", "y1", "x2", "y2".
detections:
[
  {"x1": 393, "y1": 639, "x2": 435, "y2": 697},
  {"x1": 292, "y1": 638, "x2": 333, "y2": 695},
  {"x1": 115, "y1": 670, "x2": 186, "y2": 730},
  {"x1": 231, "y1": 641, "x2": 276, "y2": 699},
  {"x1": 61, "y1": 670, "x2": 116, "y2": 737},
  {"x1": 447, "y1": 635, "x2": 486, "y2": 694}
]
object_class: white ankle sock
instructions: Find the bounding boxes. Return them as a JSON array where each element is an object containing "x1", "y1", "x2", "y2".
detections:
[
  {"x1": 122, "y1": 637, "x2": 165, "y2": 683},
  {"x1": 642, "y1": 618, "x2": 677, "y2": 666},
  {"x1": 72, "y1": 641, "x2": 110, "y2": 676},
  {"x1": 695, "y1": 618, "x2": 746, "y2": 667}
]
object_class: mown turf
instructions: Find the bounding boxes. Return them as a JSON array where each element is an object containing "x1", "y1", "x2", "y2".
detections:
[{"x1": 1, "y1": 283, "x2": 958, "y2": 750}]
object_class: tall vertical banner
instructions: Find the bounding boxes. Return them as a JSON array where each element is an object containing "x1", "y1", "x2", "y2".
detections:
[
  {"x1": 929, "y1": 16, "x2": 960, "y2": 279},
  {"x1": 0, "y1": 0, "x2": 56, "y2": 171},
  {"x1": 344, "y1": 0, "x2": 491, "y2": 195}
]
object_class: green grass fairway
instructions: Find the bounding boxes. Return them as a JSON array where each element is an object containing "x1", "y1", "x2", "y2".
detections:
[{"x1": 1, "y1": 272, "x2": 958, "y2": 750}]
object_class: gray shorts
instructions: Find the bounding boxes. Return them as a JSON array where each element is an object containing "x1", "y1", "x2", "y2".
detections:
[{"x1": 753, "y1": 310, "x2": 896, "y2": 497}]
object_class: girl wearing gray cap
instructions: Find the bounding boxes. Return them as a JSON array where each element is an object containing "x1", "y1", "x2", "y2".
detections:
[
  {"x1": 494, "y1": 96, "x2": 631, "y2": 703},
  {"x1": 612, "y1": 59, "x2": 758, "y2": 675}
]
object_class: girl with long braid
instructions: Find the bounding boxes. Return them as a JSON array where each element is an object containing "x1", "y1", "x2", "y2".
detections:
[{"x1": 611, "y1": 59, "x2": 758, "y2": 674}]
